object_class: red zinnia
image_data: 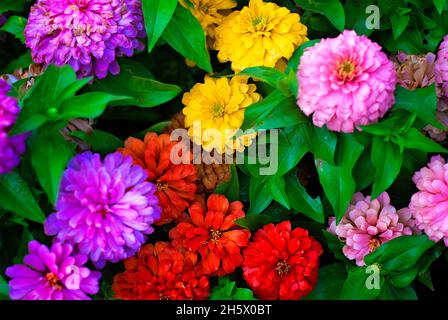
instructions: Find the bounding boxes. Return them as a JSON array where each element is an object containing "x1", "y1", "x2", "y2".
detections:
[
  {"x1": 169, "y1": 194, "x2": 251, "y2": 276},
  {"x1": 112, "y1": 242, "x2": 210, "y2": 300},
  {"x1": 118, "y1": 132, "x2": 197, "y2": 225},
  {"x1": 242, "y1": 221, "x2": 323, "y2": 300}
]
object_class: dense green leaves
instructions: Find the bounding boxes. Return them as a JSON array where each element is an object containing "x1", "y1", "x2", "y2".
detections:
[
  {"x1": 0, "y1": 16, "x2": 27, "y2": 43},
  {"x1": 142, "y1": 0, "x2": 177, "y2": 53},
  {"x1": 294, "y1": 0, "x2": 345, "y2": 31},
  {"x1": 210, "y1": 277, "x2": 256, "y2": 300},
  {"x1": 70, "y1": 130, "x2": 124, "y2": 155},
  {"x1": 0, "y1": 171, "x2": 45, "y2": 223},
  {"x1": 306, "y1": 264, "x2": 346, "y2": 300},
  {"x1": 162, "y1": 4, "x2": 212, "y2": 72},
  {"x1": 340, "y1": 266, "x2": 383, "y2": 300}
]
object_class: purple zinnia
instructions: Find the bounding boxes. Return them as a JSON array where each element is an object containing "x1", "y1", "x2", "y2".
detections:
[
  {"x1": 25, "y1": 0, "x2": 145, "y2": 79},
  {"x1": 0, "y1": 79, "x2": 27, "y2": 175},
  {"x1": 44, "y1": 152, "x2": 161, "y2": 268},
  {"x1": 6, "y1": 240, "x2": 101, "y2": 300},
  {"x1": 436, "y1": 35, "x2": 448, "y2": 98}
]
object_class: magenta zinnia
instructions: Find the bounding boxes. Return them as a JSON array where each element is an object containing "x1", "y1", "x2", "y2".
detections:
[
  {"x1": 409, "y1": 155, "x2": 448, "y2": 245},
  {"x1": 44, "y1": 152, "x2": 161, "y2": 268},
  {"x1": 0, "y1": 79, "x2": 27, "y2": 175},
  {"x1": 6, "y1": 240, "x2": 101, "y2": 300},
  {"x1": 25, "y1": 0, "x2": 145, "y2": 79},
  {"x1": 297, "y1": 30, "x2": 397, "y2": 133},
  {"x1": 436, "y1": 35, "x2": 448, "y2": 98}
]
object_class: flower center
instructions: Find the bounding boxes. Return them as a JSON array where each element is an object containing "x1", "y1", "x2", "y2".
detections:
[
  {"x1": 209, "y1": 229, "x2": 222, "y2": 244},
  {"x1": 159, "y1": 293, "x2": 170, "y2": 300},
  {"x1": 337, "y1": 60, "x2": 356, "y2": 81},
  {"x1": 199, "y1": 3, "x2": 209, "y2": 14},
  {"x1": 212, "y1": 104, "x2": 225, "y2": 119},
  {"x1": 369, "y1": 237, "x2": 381, "y2": 253},
  {"x1": 252, "y1": 16, "x2": 269, "y2": 32},
  {"x1": 73, "y1": 0, "x2": 90, "y2": 10},
  {"x1": 45, "y1": 272, "x2": 63, "y2": 290},
  {"x1": 275, "y1": 260, "x2": 291, "y2": 276},
  {"x1": 156, "y1": 181, "x2": 168, "y2": 191}
]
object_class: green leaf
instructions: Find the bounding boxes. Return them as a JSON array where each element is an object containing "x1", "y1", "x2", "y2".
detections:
[
  {"x1": 70, "y1": 130, "x2": 123, "y2": 155},
  {"x1": 275, "y1": 126, "x2": 309, "y2": 177},
  {"x1": 142, "y1": 0, "x2": 177, "y2": 52},
  {"x1": 30, "y1": 125, "x2": 76, "y2": 204},
  {"x1": 14, "y1": 228, "x2": 34, "y2": 264},
  {"x1": 299, "y1": 124, "x2": 337, "y2": 165},
  {"x1": 322, "y1": 230, "x2": 346, "y2": 262},
  {"x1": 389, "y1": 267, "x2": 418, "y2": 288},
  {"x1": 390, "y1": 13, "x2": 410, "y2": 40},
  {"x1": 215, "y1": 164, "x2": 240, "y2": 202},
  {"x1": 59, "y1": 92, "x2": 129, "y2": 119},
  {"x1": 294, "y1": 0, "x2": 345, "y2": 31},
  {"x1": 0, "y1": 275, "x2": 9, "y2": 300},
  {"x1": 2, "y1": 51, "x2": 32, "y2": 74},
  {"x1": 241, "y1": 90, "x2": 288, "y2": 130},
  {"x1": 89, "y1": 65, "x2": 181, "y2": 108},
  {"x1": 255, "y1": 97, "x2": 307, "y2": 130},
  {"x1": 371, "y1": 137, "x2": 403, "y2": 198},
  {"x1": 433, "y1": 0, "x2": 447, "y2": 14},
  {"x1": 235, "y1": 212, "x2": 274, "y2": 232},
  {"x1": 402, "y1": 128, "x2": 448, "y2": 153},
  {"x1": 268, "y1": 176, "x2": 290, "y2": 209},
  {"x1": 0, "y1": 16, "x2": 27, "y2": 43},
  {"x1": 379, "y1": 283, "x2": 417, "y2": 300},
  {"x1": 394, "y1": 85, "x2": 442, "y2": 129},
  {"x1": 316, "y1": 134, "x2": 364, "y2": 222},
  {"x1": 238, "y1": 66, "x2": 289, "y2": 94},
  {"x1": 286, "y1": 39, "x2": 321, "y2": 75},
  {"x1": 162, "y1": 4, "x2": 212, "y2": 72},
  {"x1": 248, "y1": 178, "x2": 273, "y2": 214},
  {"x1": 364, "y1": 235, "x2": 436, "y2": 272},
  {"x1": 340, "y1": 266, "x2": 383, "y2": 300},
  {"x1": 0, "y1": 171, "x2": 46, "y2": 223},
  {"x1": 284, "y1": 172, "x2": 324, "y2": 223},
  {"x1": 210, "y1": 277, "x2": 256, "y2": 300},
  {"x1": 11, "y1": 65, "x2": 90, "y2": 135},
  {"x1": 306, "y1": 264, "x2": 347, "y2": 300}
]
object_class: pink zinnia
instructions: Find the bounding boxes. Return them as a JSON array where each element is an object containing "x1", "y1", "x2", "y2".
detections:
[
  {"x1": 297, "y1": 30, "x2": 397, "y2": 133},
  {"x1": 436, "y1": 35, "x2": 448, "y2": 98},
  {"x1": 328, "y1": 192, "x2": 417, "y2": 266},
  {"x1": 409, "y1": 155, "x2": 448, "y2": 245},
  {"x1": 25, "y1": 0, "x2": 145, "y2": 79}
]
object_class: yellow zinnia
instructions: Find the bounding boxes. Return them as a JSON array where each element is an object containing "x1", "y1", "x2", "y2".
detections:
[
  {"x1": 180, "y1": 0, "x2": 237, "y2": 49},
  {"x1": 214, "y1": 0, "x2": 308, "y2": 72},
  {"x1": 182, "y1": 76, "x2": 261, "y2": 154}
]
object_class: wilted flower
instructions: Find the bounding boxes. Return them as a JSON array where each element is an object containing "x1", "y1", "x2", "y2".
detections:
[
  {"x1": 394, "y1": 52, "x2": 436, "y2": 90},
  {"x1": 6, "y1": 240, "x2": 101, "y2": 300},
  {"x1": 297, "y1": 30, "x2": 397, "y2": 133},
  {"x1": 44, "y1": 152, "x2": 161, "y2": 268},
  {"x1": 329, "y1": 192, "x2": 418, "y2": 266},
  {"x1": 170, "y1": 194, "x2": 250, "y2": 276},
  {"x1": 409, "y1": 155, "x2": 448, "y2": 246},
  {"x1": 215, "y1": 0, "x2": 308, "y2": 72},
  {"x1": 242, "y1": 221, "x2": 322, "y2": 300},
  {"x1": 25, "y1": 0, "x2": 145, "y2": 78},
  {"x1": 112, "y1": 242, "x2": 210, "y2": 300}
]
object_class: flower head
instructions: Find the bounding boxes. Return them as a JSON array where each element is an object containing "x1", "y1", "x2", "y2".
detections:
[
  {"x1": 215, "y1": 0, "x2": 308, "y2": 72},
  {"x1": 44, "y1": 151, "x2": 161, "y2": 268},
  {"x1": 329, "y1": 192, "x2": 418, "y2": 266},
  {"x1": 242, "y1": 221, "x2": 322, "y2": 300},
  {"x1": 297, "y1": 30, "x2": 397, "y2": 133},
  {"x1": 118, "y1": 133, "x2": 197, "y2": 225},
  {"x1": 182, "y1": 76, "x2": 261, "y2": 154},
  {"x1": 169, "y1": 194, "x2": 251, "y2": 276},
  {"x1": 394, "y1": 52, "x2": 436, "y2": 91},
  {"x1": 0, "y1": 79, "x2": 27, "y2": 175},
  {"x1": 409, "y1": 155, "x2": 448, "y2": 245},
  {"x1": 25, "y1": 0, "x2": 145, "y2": 79},
  {"x1": 181, "y1": 0, "x2": 236, "y2": 49},
  {"x1": 436, "y1": 35, "x2": 448, "y2": 98},
  {"x1": 6, "y1": 240, "x2": 101, "y2": 300},
  {"x1": 112, "y1": 242, "x2": 210, "y2": 300}
]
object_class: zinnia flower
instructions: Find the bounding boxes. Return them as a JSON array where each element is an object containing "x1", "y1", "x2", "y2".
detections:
[
  {"x1": 394, "y1": 52, "x2": 436, "y2": 91},
  {"x1": 25, "y1": 0, "x2": 145, "y2": 79},
  {"x1": 182, "y1": 76, "x2": 261, "y2": 154},
  {"x1": 169, "y1": 194, "x2": 251, "y2": 276},
  {"x1": 242, "y1": 221, "x2": 322, "y2": 300},
  {"x1": 180, "y1": 0, "x2": 237, "y2": 49},
  {"x1": 329, "y1": 192, "x2": 418, "y2": 266},
  {"x1": 0, "y1": 79, "x2": 27, "y2": 175},
  {"x1": 6, "y1": 240, "x2": 101, "y2": 300},
  {"x1": 436, "y1": 35, "x2": 448, "y2": 98},
  {"x1": 118, "y1": 132, "x2": 197, "y2": 225},
  {"x1": 214, "y1": 0, "x2": 308, "y2": 72},
  {"x1": 409, "y1": 155, "x2": 448, "y2": 245},
  {"x1": 44, "y1": 151, "x2": 161, "y2": 268},
  {"x1": 112, "y1": 242, "x2": 210, "y2": 300},
  {"x1": 297, "y1": 30, "x2": 397, "y2": 133}
]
